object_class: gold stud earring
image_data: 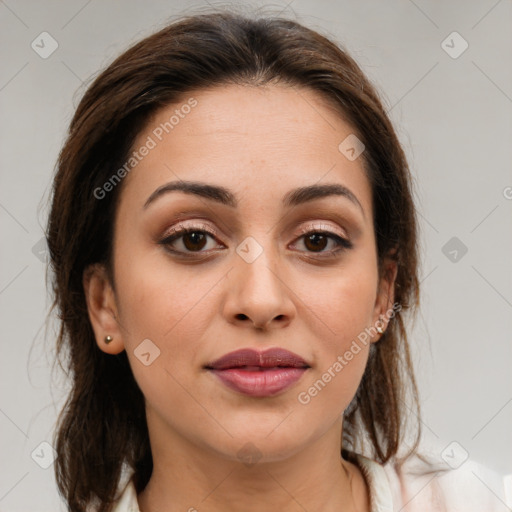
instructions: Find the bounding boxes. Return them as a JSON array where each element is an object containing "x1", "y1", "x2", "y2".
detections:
[{"x1": 104, "y1": 335, "x2": 113, "y2": 344}]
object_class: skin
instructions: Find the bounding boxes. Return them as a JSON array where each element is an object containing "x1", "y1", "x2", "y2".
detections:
[{"x1": 84, "y1": 84, "x2": 397, "y2": 512}]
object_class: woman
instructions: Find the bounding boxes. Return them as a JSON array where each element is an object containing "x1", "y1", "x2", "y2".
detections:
[{"x1": 47, "y1": 9, "x2": 508, "y2": 512}]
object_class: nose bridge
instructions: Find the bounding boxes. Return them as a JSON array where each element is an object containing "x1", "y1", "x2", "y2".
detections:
[
  {"x1": 236, "y1": 234, "x2": 282, "y2": 296},
  {"x1": 224, "y1": 233, "x2": 294, "y2": 328}
]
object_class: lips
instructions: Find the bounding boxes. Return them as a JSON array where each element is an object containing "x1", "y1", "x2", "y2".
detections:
[
  {"x1": 205, "y1": 347, "x2": 310, "y2": 370},
  {"x1": 205, "y1": 348, "x2": 310, "y2": 397}
]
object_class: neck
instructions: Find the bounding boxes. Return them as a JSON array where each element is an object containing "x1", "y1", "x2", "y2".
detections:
[{"x1": 137, "y1": 416, "x2": 369, "y2": 512}]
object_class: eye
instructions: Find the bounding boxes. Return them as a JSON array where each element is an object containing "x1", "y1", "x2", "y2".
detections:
[
  {"x1": 159, "y1": 223, "x2": 224, "y2": 255},
  {"x1": 291, "y1": 226, "x2": 353, "y2": 256},
  {"x1": 159, "y1": 222, "x2": 353, "y2": 258}
]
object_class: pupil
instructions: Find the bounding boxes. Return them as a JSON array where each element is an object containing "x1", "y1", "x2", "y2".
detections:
[
  {"x1": 306, "y1": 234, "x2": 327, "y2": 252},
  {"x1": 184, "y1": 232, "x2": 207, "y2": 251}
]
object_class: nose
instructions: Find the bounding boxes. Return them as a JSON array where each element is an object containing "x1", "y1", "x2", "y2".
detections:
[{"x1": 222, "y1": 245, "x2": 296, "y2": 330}]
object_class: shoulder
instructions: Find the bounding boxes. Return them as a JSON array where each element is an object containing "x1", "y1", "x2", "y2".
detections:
[{"x1": 354, "y1": 447, "x2": 511, "y2": 512}]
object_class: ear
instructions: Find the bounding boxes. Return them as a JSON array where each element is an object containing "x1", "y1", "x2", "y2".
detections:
[
  {"x1": 83, "y1": 263, "x2": 125, "y2": 355},
  {"x1": 371, "y1": 255, "x2": 398, "y2": 342}
]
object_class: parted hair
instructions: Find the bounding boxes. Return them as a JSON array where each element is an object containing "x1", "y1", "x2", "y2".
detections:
[{"x1": 47, "y1": 9, "x2": 422, "y2": 512}]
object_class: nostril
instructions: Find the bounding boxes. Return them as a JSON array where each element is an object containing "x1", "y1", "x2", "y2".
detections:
[{"x1": 236, "y1": 314, "x2": 248, "y2": 320}]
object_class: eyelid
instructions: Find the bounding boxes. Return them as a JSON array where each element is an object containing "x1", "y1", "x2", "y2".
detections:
[
  {"x1": 162, "y1": 220, "x2": 348, "y2": 243},
  {"x1": 296, "y1": 222, "x2": 348, "y2": 240},
  {"x1": 162, "y1": 220, "x2": 220, "y2": 240}
]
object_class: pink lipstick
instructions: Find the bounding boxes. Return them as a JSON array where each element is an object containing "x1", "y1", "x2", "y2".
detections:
[{"x1": 205, "y1": 348, "x2": 310, "y2": 397}]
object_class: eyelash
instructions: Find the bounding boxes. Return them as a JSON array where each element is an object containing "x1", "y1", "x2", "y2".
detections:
[{"x1": 159, "y1": 222, "x2": 353, "y2": 258}]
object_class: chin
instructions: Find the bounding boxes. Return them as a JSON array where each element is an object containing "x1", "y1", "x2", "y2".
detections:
[
  {"x1": 204, "y1": 423, "x2": 313, "y2": 465},
  {"x1": 216, "y1": 441, "x2": 303, "y2": 466}
]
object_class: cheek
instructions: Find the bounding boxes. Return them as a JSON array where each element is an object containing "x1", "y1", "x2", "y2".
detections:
[
  {"x1": 301, "y1": 260, "x2": 378, "y2": 347},
  {"x1": 114, "y1": 243, "x2": 217, "y2": 339},
  {"x1": 113, "y1": 257, "x2": 218, "y2": 413},
  {"x1": 293, "y1": 260, "x2": 378, "y2": 409},
  {"x1": 112, "y1": 246, "x2": 228, "y2": 393}
]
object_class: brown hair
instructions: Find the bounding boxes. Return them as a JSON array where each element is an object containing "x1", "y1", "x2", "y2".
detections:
[{"x1": 47, "y1": 9, "x2": 421, "y2": 512}]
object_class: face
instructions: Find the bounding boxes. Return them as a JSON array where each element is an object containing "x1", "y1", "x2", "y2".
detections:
[{"x1": 86, "y1": 84, "x2": 396, "y2": 464}]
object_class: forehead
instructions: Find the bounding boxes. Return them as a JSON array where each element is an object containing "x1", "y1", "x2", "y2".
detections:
[{"x1": 118, "y1": 84, "x2": 373, "y2": 217}]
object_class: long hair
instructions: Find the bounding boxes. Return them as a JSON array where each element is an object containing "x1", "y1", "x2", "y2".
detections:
[{"x1": 47, "y1": 9, "x2": 421, "y2": 511}]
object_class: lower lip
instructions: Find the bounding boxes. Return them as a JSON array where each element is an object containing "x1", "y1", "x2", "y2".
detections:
[{"x1": 209, "y1": 368, "x2": 308, "y2": 397}]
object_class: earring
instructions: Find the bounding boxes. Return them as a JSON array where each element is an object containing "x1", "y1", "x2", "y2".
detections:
[
  {"x1": 376, "y1": 316, "x2": 385, "y2": 334},
  {"x1": 104, "y1": 335, "x2": 113, "y2": 344}
]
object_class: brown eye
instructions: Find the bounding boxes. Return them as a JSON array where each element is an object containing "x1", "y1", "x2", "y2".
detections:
[
  {"x1": 303, "y1": 233, "x2": 329, "y2": 252},
  {"x1": 160, "y1": 227, "x2": 223, "y2": 255},
  {"x1": 181, "y1": 231, "x2": 208, "y2": 251},
  {"x1": 293, "y1": 230, "x2": 353, "y2": 255}
]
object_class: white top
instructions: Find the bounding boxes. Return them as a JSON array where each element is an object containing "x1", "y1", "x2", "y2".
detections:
[{"x1": 110, "y1": 450, "x2": 511, "y2": 511}]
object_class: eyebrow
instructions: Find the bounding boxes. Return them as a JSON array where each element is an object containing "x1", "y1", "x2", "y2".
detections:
[{"x1": 143, "y1": 180, "x2": 365, "y2": 216}]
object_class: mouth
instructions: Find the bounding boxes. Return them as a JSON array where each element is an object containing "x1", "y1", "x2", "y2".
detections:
[{"x1": 204, "y1": 348, "x2": 310, "y2": 398}]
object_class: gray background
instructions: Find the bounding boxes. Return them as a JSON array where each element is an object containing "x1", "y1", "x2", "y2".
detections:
[{"x1": 1, "y1": 0, "x2": 511, "y2": 510}]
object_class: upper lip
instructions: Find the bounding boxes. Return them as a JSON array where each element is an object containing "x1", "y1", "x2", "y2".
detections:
[{"x1": 204, "y1": 348, "x2": 310, "y2": 370}]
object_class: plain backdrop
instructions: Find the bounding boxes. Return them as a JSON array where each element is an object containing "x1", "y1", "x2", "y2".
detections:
[{"x1": 1, "y1": 0, "x2": 511, "y2": 510}]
